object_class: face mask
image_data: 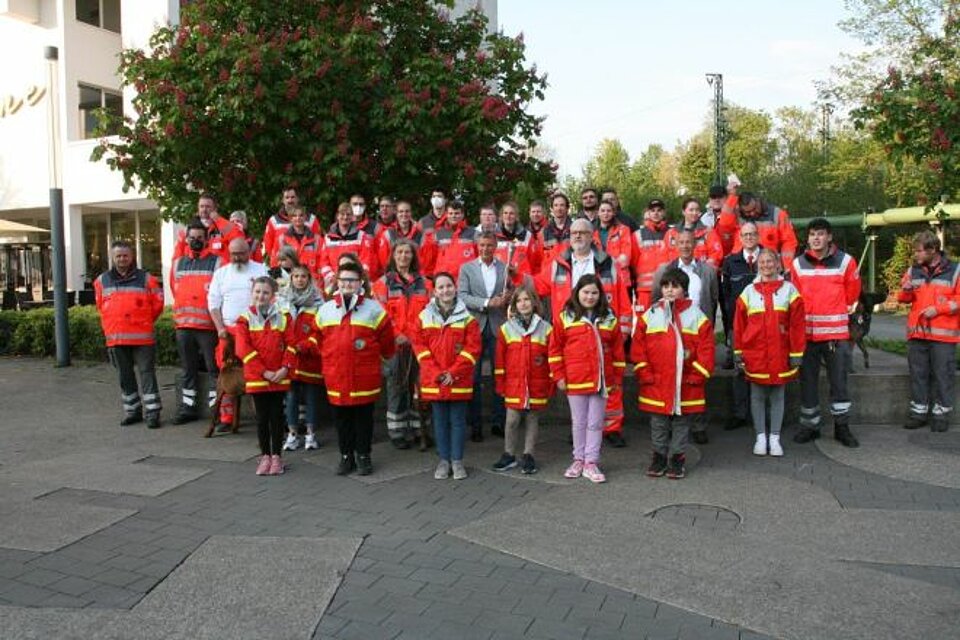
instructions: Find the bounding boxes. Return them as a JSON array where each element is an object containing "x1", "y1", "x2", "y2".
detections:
[
  {"x1": 188, "y1": 238, "x2": 205, "y2": 251},
  {"x1": 431, "y1": 196, "x2": 445, "y2": 209},
  {"x1": 352, "y1": 204, "x2": 365, "y2": 217}
]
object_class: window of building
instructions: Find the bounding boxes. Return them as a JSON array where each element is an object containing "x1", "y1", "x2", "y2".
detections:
[
  {"x1": 79, "y1": 83, "x2": 123, "y2": 138},
  {"x1": 83, "y1": 210, "x2": 162, "y2": 285},
  {"x1": 76, "y1": 0, "x2": 121, "y2": 33}
]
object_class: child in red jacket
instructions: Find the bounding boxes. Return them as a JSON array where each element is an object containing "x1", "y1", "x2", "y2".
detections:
[
  {"x1": 631, "y1": 267, "x2": 714, "y2": 479},
  {"x1": 549, "y1": 274, "x2": 626, "y2": 484},
  {"x1": 491, "y1": 284, "x2": 554, "y2": 475},
  {"x1": 234, "y1": 276, "x2": 296, "y2": 476},
  {"x1": 279, "y1": 265, "x2": 324, "y2": 452}
]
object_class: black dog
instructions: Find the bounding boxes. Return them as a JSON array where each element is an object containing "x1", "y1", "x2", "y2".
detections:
[{"x1": 848, "y1": 291, "x2": 887, "y2": 369}]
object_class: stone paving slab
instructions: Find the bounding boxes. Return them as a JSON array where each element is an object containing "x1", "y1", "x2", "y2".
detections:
[
  {"x1": 0, "y1": 500, "x2": 136, "y2": 553},
  {"x1": 816, "y1": 426, "x2": 960, "y2": 489}
]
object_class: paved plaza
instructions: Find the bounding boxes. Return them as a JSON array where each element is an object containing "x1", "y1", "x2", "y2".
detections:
[{"x1": 0, "y1": 355, "x2": 958, "y2": 640}]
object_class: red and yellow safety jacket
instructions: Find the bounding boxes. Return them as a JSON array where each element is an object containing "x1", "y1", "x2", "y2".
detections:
[
  {"x1": 414, "y1": 299, "x2": 482, "y2": 401},
  {"x1": 540, "y1": 218, "x2": 571, "y2": 265},
  {"x1": 663, "y1": 222, "x2": 723, "y2": 269},
  {"x1": 373, "y1": 271, "x2": 431, "y2": 341},
  {"x1": 278, "y1": 227, "x2": 324, "y2": 282},
  {"x1": 630, "y1": 298, "x2": 714, "y2": 415},
  {"x1": 790, "y1": 245, "x2": 860, "y2": 342},
  {"x1": 170, "y1": 249, "x2": 223, "y2": 331},
  {"x1": 321, "y1": 223, "x2": 379, "y2": 290},
  {"x1": 263, "y1": 209, "x2": 321, "y2": 267},
  {"x1": 716, "y1": 195, "x2": 798, "y2": 270},
  {"x1": 94, "y1": 267, "x2": 164, "y2": 347},
  {"x1": 285, "y1": 304, "x2": 323, "y2": 384},
  {"x1": 377, "y1": 224, "x2": 426, "y2": 276},
  {"x1": 433, "y1": 221, "x2": 477, "y2": 280},
  {"x1": 549, "y1": 310, "x2": 625, "y2": 396},
  {"x1": 234, "y1": 305, "x2": 296, "y2": 394},
  {"x1": 631, "y1": 219, "x2": 669, "y2": 312},
  {"x1": 495, "y1": 223, "x2": 541, "y2": 277},
  {"x1": 173, "y1": 216, "x2": 244, "y2": 264},
  {"x1": 733, "y1": 279, "x2": 806, "y2": 385},
  {"x1": 898, "y1": 254, "x2": 960, "y2": 343},
  {"x1": 494, "y1": 314, "x2": 554, "y2": 410},
  {"x1": 309, "y1": 293, "x2": 395, "y2": 406},
  {"x1": 595, "y1": 221, "x2": 636, "y2": 285}
]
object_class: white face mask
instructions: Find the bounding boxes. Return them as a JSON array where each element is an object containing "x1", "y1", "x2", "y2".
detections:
[
  {"x1": 430, "y1": 196, "x2": 445, "y2": 210},
  {"x1": 351, "y1": 204, "x2": 365, "y2": 217}
]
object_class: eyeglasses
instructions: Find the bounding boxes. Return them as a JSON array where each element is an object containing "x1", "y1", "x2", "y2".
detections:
[
  {"x1": 338, "y1": 277, "x2": 360, "y2": 283},
  {"x1": 570, "y1": 231, "x2": 591, "y2": 236},
  {"x1": 741, "y1": 231, "x2": 759, "y2": 237}
]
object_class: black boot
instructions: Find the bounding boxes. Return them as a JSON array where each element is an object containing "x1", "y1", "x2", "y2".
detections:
[
  {"x1": 356, "y1": 454, "x2": 373, "y2": 476},
  {"x1": 146, "y1": 413, "x2": 161, "y2": 429},
  {"x1": 793, "y1": 426, "x2": 820, "y2": 443},
  {"x1": 336, "y1": 454, "x2": 356, "y2": 475},
  {"x1": 646, "y1": 452, "x2": 667, "y2": 477},
  {"x1": 834, "y1": 420, "x2": 859, "y2": 448},
  {"x1": 172, "y1": 410, "x2": 196, "y2": 425},
  {"x1": 120, "y1": 411, "x2": 143, "y2": 427}
]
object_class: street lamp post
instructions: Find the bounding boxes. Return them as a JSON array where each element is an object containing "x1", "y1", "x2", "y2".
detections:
[{"x1": 45, "y1": 45, "x2": 70, "y2": 367}]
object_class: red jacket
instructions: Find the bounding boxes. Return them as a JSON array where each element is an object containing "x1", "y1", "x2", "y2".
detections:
[
  {"x1": 630, "y1": 298, "x2": 714, "y2": 415},
  {"x1": 631, "y1": 220, "x2": 669, "y2": 305},
  {"x1": 234, "y1": 305, "x2": 297, "y2": 394},
  {"x1": 717, "y1": 195, "x2": 798, "y2": 270},
  {"x1": 173, "y1": 216, "x2": 244, "y2": 264},
  {"x1": 540, "y1": 219, "x2": 571, "y2": 265},
  {"x1": 790, "y1": 245, "x2": 860, "y2": 342},
  {"x1": 535, "y1": 247, "x2": 632, "y2": 336},
  {"x1": 595, "y1": 222, "x2": 636, "y2": 284},
  {"x1": 414, "y1": 299, "x2": 482, "y2": 401},
  {"x1": 433, "y1": 221, "x2": 477, "y2": 280},
  {"x1": 548, "y1": 310, "x2": 625, "y2": 396},
  {"x1": 495, "y1": 314, "x2": 554, "y2": 410},
  {"x1": 733, "y1": 279, "x2": 806, "y2": 385},
  {"x1": 898, "y1": 254, "x2": 960, "y2": 343},
  {"x1": 278, "y1": 227, "x2": 324, "y2": 282},
  {"x1": 94, "y1": 268, "x2": 164, "y2": 347},
  {"x1": 663, "y1": 222, "x2": 723, "y2": 269},
  {"x1": 263, "y1": 210, "x2": 321, "y2": 267},
  {"x1": 321, "y1": 223, "x2": 379, "y2": 290},
  {"x1": 377, "y1": 224, "x2": 426, "y2": 275},
  {"x1": 310, "y1": 293, "x2": 395, "y2": 406},
  {"x1": 373, "y1": 271, "x2": 431, "y2": 340},
  {"x1": 495, "y1": 223, "x2": 540, "y2": 277},
  {"x1": 169, "y1": 249, "x2": 223, "y2": 331},
  {"x1": 285, "y1": 304, "x2": 323, "y2": 383}
]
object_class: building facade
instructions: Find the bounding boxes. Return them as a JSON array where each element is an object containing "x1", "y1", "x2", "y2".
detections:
[{"x1": 0, "y1": 0, "x2": 496, "y2": 304}]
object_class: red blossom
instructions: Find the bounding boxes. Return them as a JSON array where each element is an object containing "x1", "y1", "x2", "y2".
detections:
[
  {"x1": 437, "y1": 138, "x2": 453, "y2": 149},
  {"x1": 219, "y1": 68, "x2": 230, "y2": 83},
  {"x1": 286, "y1": 78, "x2": 300, "y2": 100}
]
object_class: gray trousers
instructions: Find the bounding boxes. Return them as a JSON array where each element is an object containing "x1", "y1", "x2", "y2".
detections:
[
  {"x1": 649, "y1": 413, "x2": 691, "y2": 457},
  {"x1": 175, "y1": 328, "x2": 218, "y2": 414},
  {"x1": 383, "y1": 347, "x2": 421, "y2": 441},
  {"x1": 109, "y1": 345, "x2": 161, "y2": 417},
  {"x1": 799, "y1": 340, "x2": 851, "y2": 429},
  {"x1": 504, "y1": 408, "x2": 540, "y2": 456},
  {"x1": 907, "y1": 339, "x2": 956, "y2": 419},
  {"x1": 750, "y1": 384, "x2": 785, "y2": 435}
]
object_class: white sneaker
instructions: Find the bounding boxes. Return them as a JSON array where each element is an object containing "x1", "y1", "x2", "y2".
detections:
[
  {"x1": 451, "y1": 460, "x2": 468, "y2": 480},
  {"x1": 753, "y1": 433, "x2": 768, "y2": 456},
  {"x1": 768, "y1": 434, "x2": 784, "y2": 457},
  {"x1": 434, "y1": 460, "x2": 451, "y2": 480},
  {"x1": 303, "y1": 434, "x2": 319, "y2": 450},
  {"x1": 282, "y1": 433, "x2": 300, "y2": 451}
]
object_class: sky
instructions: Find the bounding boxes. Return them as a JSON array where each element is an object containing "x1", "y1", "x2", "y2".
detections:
[{"x1": 498, "y1": 0, "x2": 862, "y2": 179}]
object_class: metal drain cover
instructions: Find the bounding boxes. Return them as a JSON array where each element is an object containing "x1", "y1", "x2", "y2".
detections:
[{"x1": 647, "y1": 503, "x2": 741, "y2": 532}]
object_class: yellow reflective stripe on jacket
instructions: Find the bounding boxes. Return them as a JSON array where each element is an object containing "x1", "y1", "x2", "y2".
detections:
[
  {"x1": 242, "y1": 351, "x2": 258, "y2": 363},
  {"x1": 692, "y1": 361, "x2": 711, "y2": 378},
  {"x1": 640, "y1": 396, "x2": 666, "y2": 407}
]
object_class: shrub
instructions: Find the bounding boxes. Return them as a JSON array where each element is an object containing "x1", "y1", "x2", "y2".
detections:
[{"x1": 882, "y1": 234, "x2": 913, "y2": 294}]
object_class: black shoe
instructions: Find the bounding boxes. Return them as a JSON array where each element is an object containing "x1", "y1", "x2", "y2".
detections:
[
  {"x1": 171, "y1": 411, "x2": 196, "y2": 425},
  {"x1": 724, "y1": 417, "x2": 748, "y2": 431},
  {"x1": 605, "y1": 432, "x2": 627, "y2": 448},
  {"x1": 356, "y1": 454, "x2": 373, "y2": 476},
  {"x1": 931, "y1": 418, "x2": 949, "y2": 433},
  {"x1": 391, "y1": 439, "x2": 411, "y2": 450},
  {"x1": 146, "y1": 413, "x2": 161, "y2": 429},
  {"x1": 336, "y1": 454, "x2": 356, "y2": 476},
  {"x1": 520, "y1": 454, "x2": 537, "y2": 475},
  {"x1": 646, "y1": 452, "x2": 668, "y2": 477},
  {"x1": 904, "y1": 416, "x2": 926, "y2": 430},
  {"x1": 834, "y1": 423, "x2": 859, "y2": 448},
  {"x1": 120, "y1": 412, "x2": 142, "y2": 427},
  {"x1": 665, "y1": 454, "x2": 686, "y2": 479},
  {"x1": 470, "y1": 425, "x2": 483, "y2": 443},
  {"x1": 691, "y1": 431, "x2": 709, "y2": 445},
  {"x1": 492, "y1": 453, "x2": 517, "y2": 472},
  {"x1": 793, "y1": 427, "x2": 821, "y2": 444},
  {"x1": 490, "y1": 423, "x2": 505, "y2": 438}
]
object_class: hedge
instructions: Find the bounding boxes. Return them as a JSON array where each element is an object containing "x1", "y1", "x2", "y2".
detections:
[{"x1": 0, "y1": 307, "x2": 179, "y2": 366}]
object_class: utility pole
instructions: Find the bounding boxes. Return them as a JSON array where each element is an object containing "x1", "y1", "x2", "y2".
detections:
[
  {"x1": 706, "y1": 73, "x2": 725, "y2": 186},
  {"x1": 819, "y1": 102, "x2": 834, "y2": 215},
  {"x1": 45, "y1": 46, "x2": 70, "y2": 367}
]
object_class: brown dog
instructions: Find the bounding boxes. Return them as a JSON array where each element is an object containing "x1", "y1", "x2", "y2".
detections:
[{"x1": 206, "y1": 334, "x2": 247, "y2": 437}]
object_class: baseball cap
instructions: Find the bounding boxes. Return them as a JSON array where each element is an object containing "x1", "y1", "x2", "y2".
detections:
[
  {"x1": 647, "y1": 199, "x2": 665, "y2": 209},
  {"x1": 708, "y1": 184, "x2": 726, "y2": 198}
]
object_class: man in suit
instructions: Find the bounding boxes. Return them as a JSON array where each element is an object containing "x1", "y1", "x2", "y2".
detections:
[
  {"x1": 458, "y1": 231, "x2": 513, "y2": 441},
  {"x1": 651, "y1": 229, "x2": 719, "y2": 445}
]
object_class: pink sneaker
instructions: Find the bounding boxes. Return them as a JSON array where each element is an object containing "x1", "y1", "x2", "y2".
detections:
[
  {"x1": 269, "y1": 455, "x2": 285, "y2": 476},
  {"x1": 255, "y1": 455, "x2": 271, "y2": 475},
  {"x1": 582, "y1": 462, "x2": 606, "y2": 484},
  {"x1": 564, "y1": 459, "x2": 584, "y2": 479}
]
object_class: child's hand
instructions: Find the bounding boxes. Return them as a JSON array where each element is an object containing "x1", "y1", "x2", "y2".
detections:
[{"x1": 556, "y1": 379, "x2": 566, "y2": 391}]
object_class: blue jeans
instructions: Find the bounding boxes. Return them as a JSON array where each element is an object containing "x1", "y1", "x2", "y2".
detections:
[
  {"x1": 285, "y1": 381, "x2": 319, "y2": 429},
  {"x1": 469, "y1": 323, "x2": 505, "y2": 429},
  {"x1": 432, "y1": 401, "x2": 468, "y2": 462}
]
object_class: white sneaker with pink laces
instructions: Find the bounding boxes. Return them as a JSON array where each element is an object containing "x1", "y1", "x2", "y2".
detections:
[
  {"x1": 563, "y1": 459, "x2": 584, "y2": 479},
  {"x1": 255, "y1": 455, "x2": 271, "y2": 476},
  {"x1": 582, "y1": 462, "x2": 606, "y2": 483}
]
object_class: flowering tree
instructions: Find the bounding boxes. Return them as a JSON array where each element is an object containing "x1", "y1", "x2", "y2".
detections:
[
  {"x1": 850, "y1": 5, "x2": 960, "y2": 209},
  {"x1": 92, "y1": 0, "x2": 554, "y2": 224}
]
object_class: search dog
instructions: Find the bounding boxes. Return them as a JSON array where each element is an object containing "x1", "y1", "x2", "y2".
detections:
[{"x1": 206, "y1": 333, "x2": 247, "y2": 437}]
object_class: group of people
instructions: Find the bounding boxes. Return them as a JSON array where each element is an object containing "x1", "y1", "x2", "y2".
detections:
[{"x1": 93, "y1": 179, "x2": 958, "y2": 481}]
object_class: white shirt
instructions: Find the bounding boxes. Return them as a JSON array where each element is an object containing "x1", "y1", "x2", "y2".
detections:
[
  {"x1": 701, "y1": 210, "x2": 717, "y2": 228},
  {"x1": 677, "y1": 258, "x2": 702, "y2": 307},
  {"x1": 207, "y1": 261, "x2": 269, "y2": 326},
  {"x1": 479, "y1": 258, "x2": 498, "y2": 298},
  {"x1": 742, "y1": 248, "x2": 760, "y2": 267},
  {"x1": 571, "y1": 250, "x2": 596, "y2": 288}
]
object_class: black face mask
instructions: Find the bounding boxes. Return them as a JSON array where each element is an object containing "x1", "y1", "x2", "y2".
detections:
[{"x1": 188, "y1": 238, "x2": 205, "y2": 251}]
